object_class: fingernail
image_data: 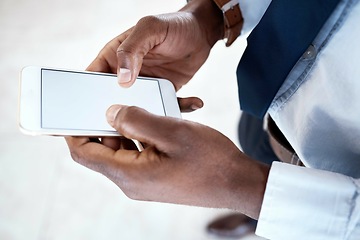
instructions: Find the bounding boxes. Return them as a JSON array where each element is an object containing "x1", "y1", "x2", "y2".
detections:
[
  {"x1": 191, "y1": 103, "x2": 203, "y2": 110},
  {"x1": 191, "y1": 105, "x2": 201, "y2": 110},
  {"x1": 106, "y1": 104, "x2": 123, "y2": 126},
  {"x1": 118, "y1": 68, "x2": 131, "y2": 84}
]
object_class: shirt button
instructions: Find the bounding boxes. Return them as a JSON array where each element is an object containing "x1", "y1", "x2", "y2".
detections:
[{"x1": 302, "y1": 44, "x2": 317, "y2": 60}]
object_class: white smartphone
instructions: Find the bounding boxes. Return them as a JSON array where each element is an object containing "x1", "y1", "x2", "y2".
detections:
[{"x1": 18, "y1": 66, "x2": 181, "y2": 136}]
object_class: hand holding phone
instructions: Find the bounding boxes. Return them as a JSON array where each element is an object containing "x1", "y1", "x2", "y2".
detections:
[{"x1": 18, "y1": 66, "x2": 181, "y2": 136}]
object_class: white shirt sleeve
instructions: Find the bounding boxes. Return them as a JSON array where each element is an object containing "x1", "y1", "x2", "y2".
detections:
[
  {"x1": 256, "y1": 162, "x2": 360, "y2": 240},
  {"x1": 238, "y1": 0, "x2": 272, "y2": 36}
]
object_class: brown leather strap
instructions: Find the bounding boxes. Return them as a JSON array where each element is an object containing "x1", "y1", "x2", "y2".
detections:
[
  {"x1": 212, "y1": 0, "x2": 243, "y2": 46},
  {"x1": 267, "y1": 117, "x2": 304, "y2": 167}
]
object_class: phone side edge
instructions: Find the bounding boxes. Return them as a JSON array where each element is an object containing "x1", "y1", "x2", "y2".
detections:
[
  {"x1": 18, "y1": 66, "x2": 43, "y2": 135},
  {"x1": 157, "y1": 79, "x2": 182, "y2": 119}
]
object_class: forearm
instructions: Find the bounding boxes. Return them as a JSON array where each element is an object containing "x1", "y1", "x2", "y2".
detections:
[{"x1": 180, "y1": 0, "x2": 224, "y2": 46}]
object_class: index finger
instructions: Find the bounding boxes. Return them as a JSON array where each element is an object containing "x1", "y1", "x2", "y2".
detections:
[
  {"x1": 65, "y1": 136, "x2": 139, "y2": 178},
  {"x1": 116, "y1": 16, "x2": 168, "y2": 87},
  {"x1": 86, "y1": 28, "x2": 133, "y2": 74}
]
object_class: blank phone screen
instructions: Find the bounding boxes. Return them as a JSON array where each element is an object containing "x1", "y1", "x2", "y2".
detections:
[{"x1": 41, "y1": 69, "x2": 165, "y2": 131}]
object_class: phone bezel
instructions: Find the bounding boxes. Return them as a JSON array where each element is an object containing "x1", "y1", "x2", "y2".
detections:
[{"x1": 18, "y1": 66, "x2": 181, "y2": 136}]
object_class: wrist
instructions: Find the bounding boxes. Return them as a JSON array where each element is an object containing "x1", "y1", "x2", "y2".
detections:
[
  {"x1": 180, "y1": 0, "x2": 224, "y2": 47},
  {"x1": 229, "y1": 155, "x2": 270, "y2": 219},
  {"x1": 183, "y1": 0, "x2": 243, "y2": 46}
]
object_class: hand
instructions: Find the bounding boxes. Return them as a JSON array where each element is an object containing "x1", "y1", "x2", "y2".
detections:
[
  {"x1": 65, "y1": 105, "x2": 270, "y2": 219},
  {"x1": 86, "y1": 0, "x2": 224, "y2": 90}
]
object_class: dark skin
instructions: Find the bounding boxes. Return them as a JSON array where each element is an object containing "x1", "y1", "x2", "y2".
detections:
[{"x1": 65, "y1": 0, "x2": 270, "y2": 219}]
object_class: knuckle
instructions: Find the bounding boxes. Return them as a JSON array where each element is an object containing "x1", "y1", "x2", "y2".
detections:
[
  {"x1": 116, "y1": 180, "x2": 143, "y2": 201},
  {"x1": 69, "y1": 149, "x2": 83, "y2": 163},
  {"x1": 103, "y1": 41, "x2": 113, "y2": 52},
  {"x1": 117, "y1": 15, "x2": 166, "y2": 57},
  {"x1": 137, "y1": 15, "x2": 163, "y2": 27},
  {"x1": 116, "y1": 48, "x2": 133, "y2": 56},
  {"x1": 123, "y1": 189, "x2": 140, "y2": 200}
]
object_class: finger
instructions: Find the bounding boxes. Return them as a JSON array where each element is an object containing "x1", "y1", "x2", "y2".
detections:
[
  {"x1": 86, "y1": 56, "x2": 115, "y2": 73},
  {"x1": 65, "y1": 136, "x2": 90, "y2": 147},
  {"x1": 86, "y1": 28, "x2": 133, "y2": 74},
  {"x1": 65, "y1": 136, "x2": 113, "y2": 171},
  {"x1": 65, "y1": 136, "x2": 139, "y2": 177},
  {"x1": 101, "y1": 137, "x2": 138, "y2": 151},
  {"x1": 86, "y1": 42, "x2": 119, "y2": 73},
  {"x1": 106, "y1": 104, "x2": 182, "y2": 150},
  {"x1": 178, "y1": 97, "x2": 204, "y2": 113},
  {"x1": 116, "y1": 16, "x2": 168, "y2": 88},
  {"x1": 101, "y1": 137, "x2": 121, "y2": 150}
]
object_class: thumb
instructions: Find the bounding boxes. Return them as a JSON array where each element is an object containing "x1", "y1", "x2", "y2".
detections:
[
  {"x1": 116, "y1": 16, "x2": 168, "y2": 88},
  {"x1": 106, "y1": 104, "x2": 180, "y2": 150}
]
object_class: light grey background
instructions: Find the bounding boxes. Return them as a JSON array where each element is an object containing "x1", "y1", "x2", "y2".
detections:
[{"x1": 0, "y1": 0, "x2": 264, "y2": 239}]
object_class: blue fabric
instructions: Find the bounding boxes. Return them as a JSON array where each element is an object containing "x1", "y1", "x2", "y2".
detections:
[
  {"x1": 238, "y1": 113, "x2": 279, "y2": 165},
  {"x1": 236, "y1": 0, "x2": 340, "y2": 119}
]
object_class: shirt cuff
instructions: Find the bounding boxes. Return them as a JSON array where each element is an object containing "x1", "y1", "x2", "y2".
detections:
[
  {"x1": 255, "y1": 161, "x2": 360, "y2": 240},
  {"x1": 238, "y1": 0, "x2": 272, "y2": 36}
]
